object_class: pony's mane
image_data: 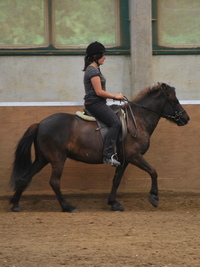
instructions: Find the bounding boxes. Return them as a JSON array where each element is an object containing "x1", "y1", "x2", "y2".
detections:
[{"x1": 131, "y1": 83, "x2": 163, "y2": 102}]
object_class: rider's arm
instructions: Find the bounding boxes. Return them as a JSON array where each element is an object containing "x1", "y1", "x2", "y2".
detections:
[{"x1": 91, "y1": 76, "x2": 123, "y2": 100}]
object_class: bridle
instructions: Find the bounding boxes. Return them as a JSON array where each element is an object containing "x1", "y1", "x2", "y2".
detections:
[
  {"x1": 147, "y1": 87, "x2": 184, "y2": 122},
  {"x1": 124, "y1": 87, "x2": 184, "y2": 120},
  {"x1": 132, "y1": 101, "x2": 183, "y2": 122},
  {"x1": 122, "y1": 89, "x2": 184, "y2": 138}
]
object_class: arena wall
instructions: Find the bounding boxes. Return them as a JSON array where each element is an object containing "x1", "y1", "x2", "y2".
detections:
[{"x1": 0, "y1": 104, "x2": 199, "y2": 195}]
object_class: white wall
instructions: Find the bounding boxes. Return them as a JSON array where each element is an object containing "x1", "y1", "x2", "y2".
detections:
[
  {"x1": 0, "y1": 55, "x2": 131, "y2": 103},
  {"x1": 0, "y1": 0, "x2": 199, "y2": 104},
  {"x1": 152, "y1": 55, "x2": 200, "y2": 100}
]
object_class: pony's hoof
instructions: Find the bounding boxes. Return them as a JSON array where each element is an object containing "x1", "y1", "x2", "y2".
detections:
[
  {"x1": 111, "y1": 202, "x2": 125, "y2": 211},
  {"x1": 149, "y1": 194, "x2": 159, "y2": 207},
  {"x1": 71, "y1": 208, "x2": 79, "y2": 213},
  {"x1": 11, "y1": 205, "x2": 20, "y2": 212},
  {"x1": 62, "y1": 206, "x2": 78, "y2": 213}
]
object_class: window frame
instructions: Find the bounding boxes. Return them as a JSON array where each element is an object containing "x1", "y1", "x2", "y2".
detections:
[
  {"x1": 152, "y1": 0, "x2": 200, "y2": 55},
  {"x1": 0, "y1": 0, "x2": 130, "y2": 56}
]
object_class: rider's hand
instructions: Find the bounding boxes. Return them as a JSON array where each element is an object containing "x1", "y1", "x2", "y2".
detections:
[{"x1": 113, "y1": 93, "x2": 124, "y2": 100}]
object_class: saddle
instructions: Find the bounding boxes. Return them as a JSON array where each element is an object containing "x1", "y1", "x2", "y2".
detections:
[{"x1": 76, "y1": 105, "x2": 127, "y2": 142}]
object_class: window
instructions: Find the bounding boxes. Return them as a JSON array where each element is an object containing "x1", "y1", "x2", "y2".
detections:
[
  {"x1": 0, "y1": 0, "x2": 130, "y2": 55},
  {"x1": 152, "y1": 0, "x2": 200, "y2": 54}
]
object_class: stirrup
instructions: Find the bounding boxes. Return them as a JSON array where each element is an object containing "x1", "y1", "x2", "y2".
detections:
[{"x1": 103, "y1": 154, "x2": 121, "y2": 167}]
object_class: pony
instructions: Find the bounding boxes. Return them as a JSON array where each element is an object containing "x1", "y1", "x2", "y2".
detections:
[{"x1": 10, "y1": 83, "x2": 190, "y2": 212}]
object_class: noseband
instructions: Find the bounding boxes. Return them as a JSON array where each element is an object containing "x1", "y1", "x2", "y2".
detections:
[{"x1": 158, "y1": 88, "x2": 184, "y2": 122}]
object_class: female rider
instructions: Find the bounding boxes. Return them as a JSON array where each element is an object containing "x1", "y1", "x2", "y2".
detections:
[{"x1": 83, "y1": 41, "x2": 124, "y2": 167}]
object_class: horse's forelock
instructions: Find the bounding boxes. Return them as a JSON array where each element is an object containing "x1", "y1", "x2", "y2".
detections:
[
  {"x1": 156, "y1": 82, "x2": 176, "y2": 101},
  {"x1": 151, "y1": 82, "x2": 163, "y2": 91},
  {"x1": 150, "y1": 82, "x2": 175, "y2": 99}
]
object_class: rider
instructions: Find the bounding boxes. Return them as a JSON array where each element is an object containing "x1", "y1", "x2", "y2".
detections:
[{"x1": 83, "y1": 41, "x2": 124, "y2": 167}]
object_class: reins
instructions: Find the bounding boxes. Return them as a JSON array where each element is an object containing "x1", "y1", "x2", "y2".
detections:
[
  {"x1": 132, "y1": 102, "x2": 182, "y2": 121},
  {"x1": 122, "y1": 96, "x2": 138, "y2": 138},
  {"x1": 133, "y1": 102, "x2": 175, "y2": 119}
]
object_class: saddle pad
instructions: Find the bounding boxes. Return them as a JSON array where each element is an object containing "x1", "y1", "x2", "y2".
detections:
[{"x1": 76, "y1": 111, "x2": 96, "y2": 121}]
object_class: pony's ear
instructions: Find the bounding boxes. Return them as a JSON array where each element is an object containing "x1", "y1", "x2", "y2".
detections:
[
  {"x1": 159, "y1": 82, "x2": 169, "y2": 91},
  {"x1": 152, "y1": 82, "x2": 162, "y2": 91},
  {"x1": 160, "y1": 83, "x2": 176, "y2": 100},
  {"x1": 162, "y1": 83, "x2": 168, "y2": 91}
]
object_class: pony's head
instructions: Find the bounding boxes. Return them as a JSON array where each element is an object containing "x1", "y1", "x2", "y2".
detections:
[{"x1": 151, "y1": 83, "x2": 190, "y2": 126}]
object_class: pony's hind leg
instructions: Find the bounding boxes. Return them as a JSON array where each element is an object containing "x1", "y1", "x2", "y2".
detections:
[
  {"x1": 10, "y1": 190, "x2": 23, "y2": 212},
  {"x1": 10, "y1": 159, "x2": 47, "y2": 212},
  {"x1": 49, "y1": 160, "x2": 77, "y2": 212}
]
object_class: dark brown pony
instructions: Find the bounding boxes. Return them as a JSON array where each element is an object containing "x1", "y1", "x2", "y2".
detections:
[{"x1": 10, "y1": 83, "x2": 189, "y2": 212}]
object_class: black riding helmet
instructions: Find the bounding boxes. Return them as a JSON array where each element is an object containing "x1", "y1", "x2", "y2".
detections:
[{"x1": 86, "y1": 41, "x2": 107, "y2": 56}]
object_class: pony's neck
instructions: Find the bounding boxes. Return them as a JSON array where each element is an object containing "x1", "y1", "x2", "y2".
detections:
[{"x1": 133, "y1": 96, "x2": 165, "y2": 136}]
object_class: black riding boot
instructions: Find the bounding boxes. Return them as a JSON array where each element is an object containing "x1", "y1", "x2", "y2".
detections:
[{"x1": 103, "y1": 137, "x2": 121, "y2": 167}]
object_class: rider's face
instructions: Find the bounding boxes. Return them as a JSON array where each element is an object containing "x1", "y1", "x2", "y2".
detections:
[{"x1": 98, "y1": 54, "x2": 106, "y2": 65}]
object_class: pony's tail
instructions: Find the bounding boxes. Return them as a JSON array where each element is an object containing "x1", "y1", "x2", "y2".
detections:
[{"x1": 10, "y1": 123, "x2": 39, "y2": 191}]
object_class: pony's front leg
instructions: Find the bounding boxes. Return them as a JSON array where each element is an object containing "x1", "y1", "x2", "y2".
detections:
[
  {"x1": 131, "y1": 155, "x2": 159, "y2": 207},
  {"x1": 108, "y1": 163, "x2": 128, "y2": 211}
]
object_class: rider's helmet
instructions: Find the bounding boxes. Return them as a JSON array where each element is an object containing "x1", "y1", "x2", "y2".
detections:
[{"x1": 86, "y1": 41, "x2": 107, "y2": 56}]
